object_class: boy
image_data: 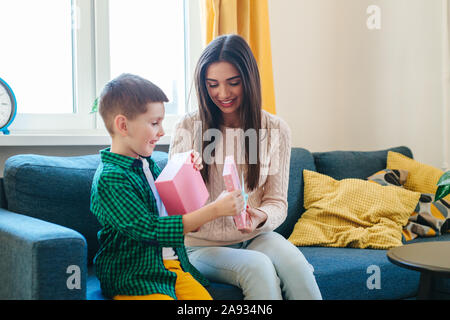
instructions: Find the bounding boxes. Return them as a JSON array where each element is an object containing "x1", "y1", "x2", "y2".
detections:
[{"x1": 90, "y1": 73, "x2": 243, "y2": 300}]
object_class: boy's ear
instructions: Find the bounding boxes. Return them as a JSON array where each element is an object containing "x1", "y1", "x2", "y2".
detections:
[{"x1": 113, "y1": 114, "x2": 128, "y2": 136}]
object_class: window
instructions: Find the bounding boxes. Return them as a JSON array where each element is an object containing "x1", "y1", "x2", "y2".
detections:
[
  {"x1": 109, "y1": 0, "x2": 185, "y2": 115},
  {"x1": 0, "y1": 0, "x2": 201, "y2": 141},
  {"x1": 0, "y1": 0, "x2": 74, "y2": 114}
]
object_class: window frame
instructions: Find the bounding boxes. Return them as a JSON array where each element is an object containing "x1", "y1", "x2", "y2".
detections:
[{"x1": 2, "y1": 0, "x2": 202, "y2": 146}]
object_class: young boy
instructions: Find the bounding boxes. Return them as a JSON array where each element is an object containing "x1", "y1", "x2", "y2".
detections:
[{"x1": 90, "y1": 73, "x2": 243, "y2": 300}]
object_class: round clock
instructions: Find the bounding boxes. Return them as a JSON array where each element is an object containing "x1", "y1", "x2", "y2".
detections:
[{"x1": 0, "y1": 78, "x2": 17, "y2": 135}]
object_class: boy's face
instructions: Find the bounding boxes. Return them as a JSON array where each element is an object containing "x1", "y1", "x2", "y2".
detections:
[{"x1": 123, "y1": 102, "x2": 165, "y2": 158}]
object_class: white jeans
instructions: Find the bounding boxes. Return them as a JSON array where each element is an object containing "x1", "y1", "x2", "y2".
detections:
[{"x1": 186, "y1": 231, "x2": 323, "y2": 300}]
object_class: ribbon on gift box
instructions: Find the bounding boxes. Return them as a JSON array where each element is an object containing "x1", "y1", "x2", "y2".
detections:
[
  {"x1": 241, "y1": 172, "x2": 249, "y2": 209},
  {"x1": 223, "y1": 156, "x2": 251, "y2": 230}
]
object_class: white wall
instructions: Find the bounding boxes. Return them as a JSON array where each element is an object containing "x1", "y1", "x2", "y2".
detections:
[{"x1": 269, "y1": 0, "x2": 448, "y2": 169}]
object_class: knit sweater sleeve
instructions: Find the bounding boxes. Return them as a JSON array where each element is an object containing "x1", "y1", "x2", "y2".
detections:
[{"x1": 255, "y1": 117, "x2": 292, "y2": 232}]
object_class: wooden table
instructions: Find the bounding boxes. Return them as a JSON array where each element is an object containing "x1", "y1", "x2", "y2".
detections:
[{"x1": 387, "y1": 241, "x2": 450, "y2": 299}]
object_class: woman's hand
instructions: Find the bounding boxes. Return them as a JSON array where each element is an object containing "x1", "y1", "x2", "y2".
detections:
[
  {"x1": 238, "y1": 207, "x2": 268, "y2": 233},
  {"x1": 190, "y1": 150, "x2": 203, "y2": 171}
]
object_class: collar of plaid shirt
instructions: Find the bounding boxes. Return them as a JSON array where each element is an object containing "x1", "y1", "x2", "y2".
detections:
[{"x1": 100, "y1": 148, "x2": 155, "y2": 170}]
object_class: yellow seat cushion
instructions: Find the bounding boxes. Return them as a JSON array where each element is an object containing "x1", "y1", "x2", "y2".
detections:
[
  {"x1": 288, "y1": 170, "x2": 421, "y2": 249},
  {"x1": 386, "y1": 151, "x2": 450, "y2": 202}
]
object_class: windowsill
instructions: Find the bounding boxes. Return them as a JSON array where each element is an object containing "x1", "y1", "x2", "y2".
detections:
[{"x1": 0, "y1": 131, "x2": 172, "y2": 146}]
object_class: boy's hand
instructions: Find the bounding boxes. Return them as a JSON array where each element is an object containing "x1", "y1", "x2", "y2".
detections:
[
  {"x1": 190, "y1": 150, "x2": 203, "y2": 171},
  {"x1": 214, "y1": 190, "x2": 244, "y2": 217},
  {"x1": 182, "y1": 190, "x2": 244, "y2": 234}
]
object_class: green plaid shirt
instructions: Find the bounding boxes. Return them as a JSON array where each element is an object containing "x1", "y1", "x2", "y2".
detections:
[{"x1": 90, "y1": 148, "x2": 209, "y2": 299}]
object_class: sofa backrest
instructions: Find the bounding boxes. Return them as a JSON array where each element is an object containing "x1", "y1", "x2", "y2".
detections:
[
  {"x1": 313, "y1": 146, "x2": 413, "y2": 180},
  {"x1": 3, "y1": 152, "x2": 168, "y2": 265},
  {"x1": 2, "y1": 146, "x2": 413, "y2": 261},
  {"x1": 275, "y1": 148, "x2": 316, "y2": 238}
]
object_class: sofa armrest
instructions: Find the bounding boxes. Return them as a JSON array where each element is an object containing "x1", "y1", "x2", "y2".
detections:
[{"x1": 0, "y1": 209, "x2": 87, "y2": 299}]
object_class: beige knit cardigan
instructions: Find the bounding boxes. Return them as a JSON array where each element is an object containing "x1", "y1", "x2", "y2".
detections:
[{"x1": 168, "y1": 110, "x2": 292, "y2": 247}]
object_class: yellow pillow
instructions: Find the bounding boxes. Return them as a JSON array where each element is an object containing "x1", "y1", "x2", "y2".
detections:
[
  {"x1": 386, "y1": 151, "x2": 450, "y2": 202},
  {"x1": 288, "y1": 170, "x2": 421, "y2": 249}
]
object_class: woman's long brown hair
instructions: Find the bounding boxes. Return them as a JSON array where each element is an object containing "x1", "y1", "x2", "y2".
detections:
[{"x1": 194, "y1": 34, "x2": 262, "y2": 191}]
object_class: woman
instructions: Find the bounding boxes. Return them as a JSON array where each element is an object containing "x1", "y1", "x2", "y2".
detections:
[{"x1": 169, "y1": 34, "x2": 322, "y2": 300}]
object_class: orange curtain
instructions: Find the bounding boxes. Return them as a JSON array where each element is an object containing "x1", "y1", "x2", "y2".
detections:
[{"x1": 202, "y1": 0, "x2": 276, "y2": 114}]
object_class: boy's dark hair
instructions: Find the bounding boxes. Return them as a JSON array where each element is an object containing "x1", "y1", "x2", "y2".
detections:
[{"x1": 99, "y1": 73, "x2": 169, "y2": 135}]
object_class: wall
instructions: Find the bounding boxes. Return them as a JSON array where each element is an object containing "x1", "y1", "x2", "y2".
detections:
[
  {"x1": 1, "y1": 0, "x2": 448, "y2": 176},
  {"x1": 269, "y1": 0, "x2": 448, "y2": 169}
]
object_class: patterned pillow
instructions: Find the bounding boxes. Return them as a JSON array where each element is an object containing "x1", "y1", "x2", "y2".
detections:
[
  {"x1": 367, "y1": 169, "x2": 409, "y2": 187},
  {"x1": 403, "y1": 193, "x2": 450, "y2": 240},
  {"x1": 387, "y1": 151, "x2": 450, "y2": 202},
  {"x1": 367, "y1": 170, "x2": 450, "y2": 241}
]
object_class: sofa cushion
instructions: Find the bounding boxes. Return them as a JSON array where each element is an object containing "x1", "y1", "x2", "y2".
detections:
[
  {"x1": 299, "y1": 245, "x2": 419, "y2": 299},
  {"x1": 3, "y1": 151, "x2": 169, "y2": 265},
  {"x1": 86, "y1": 266, "x2": 244, "y2": 300},
  {"x1": 275, "y1": 148, "x2": 316, "y2": 238},
  {"x1": 313, "y1": 146, "x2": 413, "y2": 180}
]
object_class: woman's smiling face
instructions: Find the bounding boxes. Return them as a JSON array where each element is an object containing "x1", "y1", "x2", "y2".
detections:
[{"x1": 205, "y1": 61, "x2": 243, "y2": 126}]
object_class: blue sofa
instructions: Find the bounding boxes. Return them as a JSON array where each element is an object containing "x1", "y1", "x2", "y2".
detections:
[{"x1": 1, "y1": 146, "x2": 449, "y2": 300}]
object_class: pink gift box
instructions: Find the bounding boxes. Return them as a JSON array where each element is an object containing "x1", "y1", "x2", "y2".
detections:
[
  {"x1": 223, "y1": 156, "x2": 250, "y2": 230},
  {"x1": 155, "y1": 151, "x2": 209, "y2": 215}
]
